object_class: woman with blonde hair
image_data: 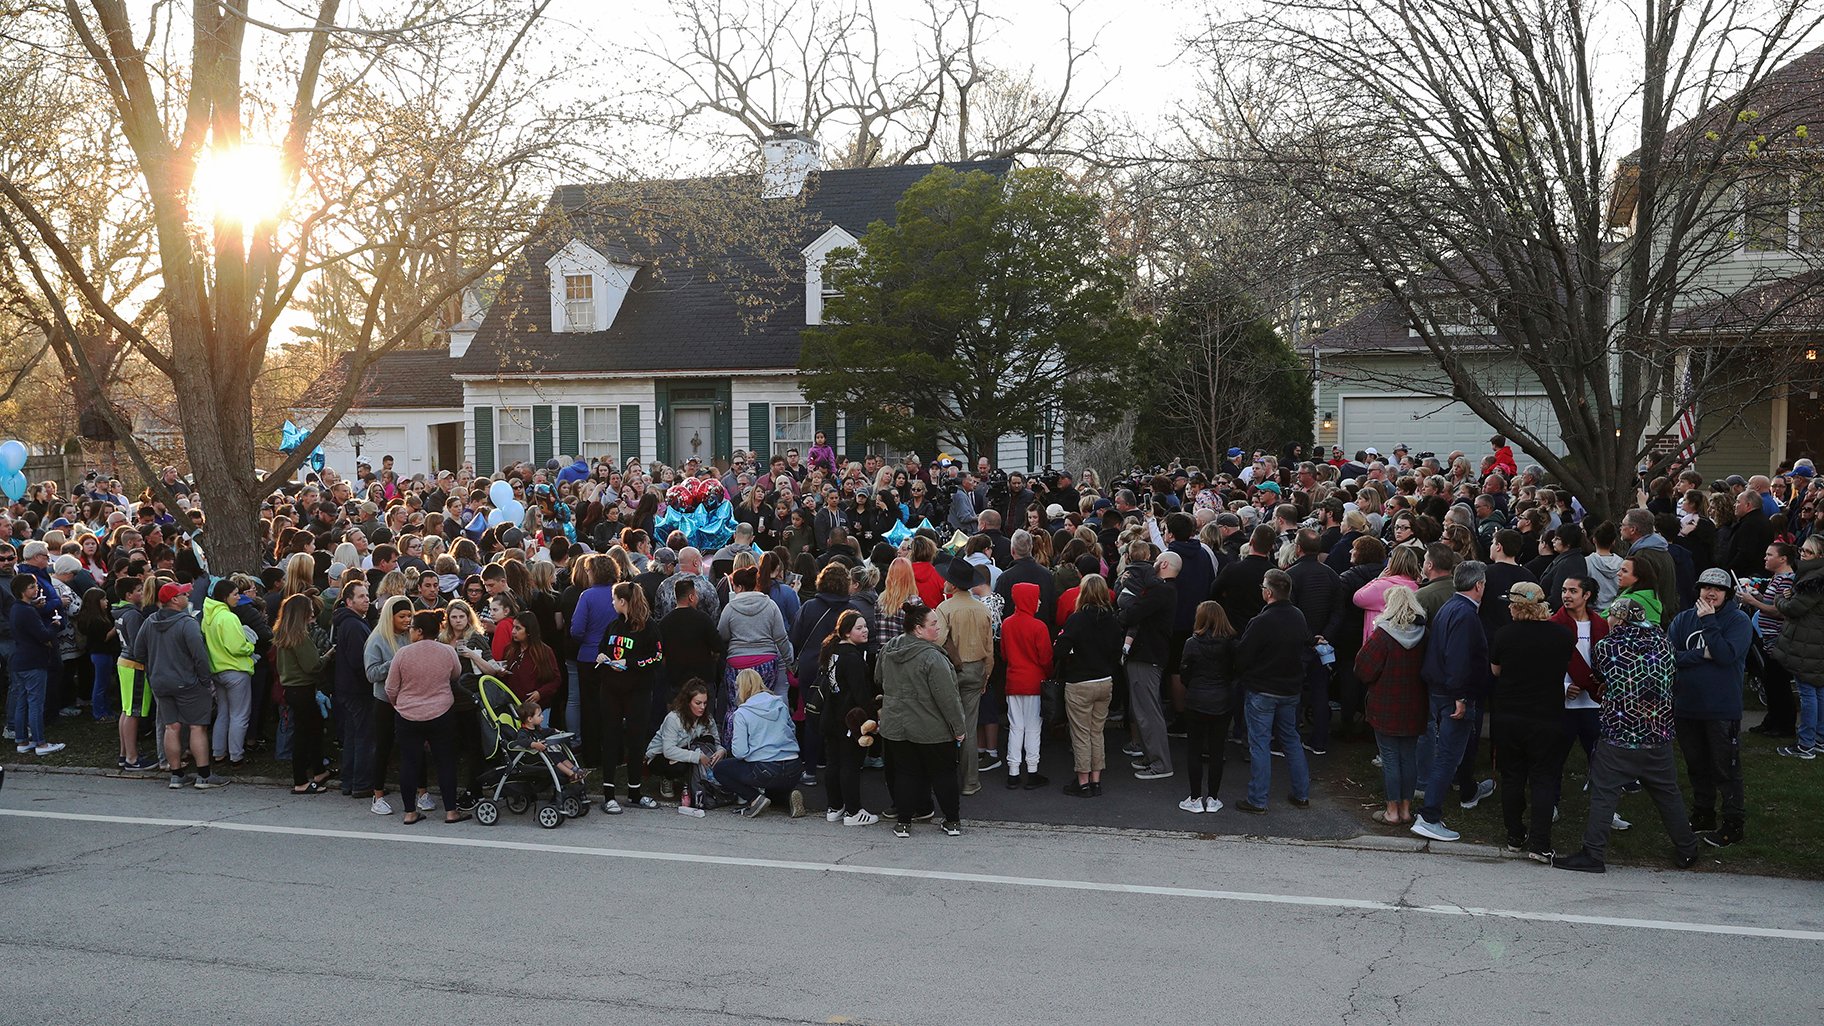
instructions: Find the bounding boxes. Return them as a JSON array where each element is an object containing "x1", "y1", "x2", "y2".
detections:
[
  {"x1": 1489, "y1": 580, "x2": 1578, "y2": 862},
  {"x1": 282, "y1": 551, "x2": 315, "y2": 597},
  {"x1": 709, "y1": 667, "x2": 805, "y2": 818},
  {"x1": 875, "y1": 556, "x2": 920, "y2": 641},
  {"x1": 1356, "y1": 584, "x2": 1428, "y2": 825},
  {"x1": 363, "y1": 595, "x2": 424, "y2": 815},
  {"x1": 1055, "y1": 574, "x2": 1124, "y2": 797},
  {"x1": 1353, "y1": 544, "x2": 1422, "y2": 643}
]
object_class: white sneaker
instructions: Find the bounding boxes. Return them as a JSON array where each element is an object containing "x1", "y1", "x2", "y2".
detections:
[
  {"x1": 825, "y1": 809, "x2": 843, "y2": 823},
  {"x1": 1203, "y1": 797, "x2": 1224, "y2": 814},
  {"x1": 601, "y1": 798, "x2": 623, "y2": 814},
  {"x1": 1178, "y1": 796, "x2": 1206, "y2": 813},
  {"x1": 15, "y1": 743, "x2": 31, "y2": 754},
  {"x1": 415, "y1": 792, "x2": 436, "y2": 813},
  {"x1": 1459, "y1": 778, "x2": 1496, "y2": 809},
  {"x1": 370, "y1": 796, "x2": 394, "y2": 815},
  {"x1": 1411, "y1": 817, "x2": 1461, "y2": 842},
  {"x1": 1611, "y1": 812, "x2": 1632, "y2": 831},
  {"x1": 1, "y1": 726, "x2": 12, "y2": 739},
  {"x1": 193, "y1": 776, "x2": 230, "y2": 790},
  {"x1": 33, "y1": 742, "x2": 65, "y2": 756},
  {"x1": 843, "y1": 809, "x2": 879, "y2": 827}
]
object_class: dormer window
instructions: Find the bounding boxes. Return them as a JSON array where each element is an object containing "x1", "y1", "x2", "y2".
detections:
[
  {"x1": 564, "y1": 274, "x2": 595, "y2": 331},
  {"x1": 546, "y1": 239, "x2": 637, "y2": 333},
  {"x1": 803, "y1": 225, "x2": 860, "y2": 325}
]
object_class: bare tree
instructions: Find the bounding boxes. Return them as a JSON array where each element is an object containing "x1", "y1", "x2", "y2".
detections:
[
  {"x1": 627, "y1": 0, "x2": 1109, "y2": 168},
  {"x1": 0, "y1": 0, "x2": 595, "y2": 568},
  {"x1": 1200, "y1": 0, "x2": 1824, "y2": 521}
]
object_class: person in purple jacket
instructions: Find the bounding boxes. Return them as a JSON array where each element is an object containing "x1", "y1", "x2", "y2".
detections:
[{"x1": 567, "y1": 554, "x2": 621, "y2": 808}]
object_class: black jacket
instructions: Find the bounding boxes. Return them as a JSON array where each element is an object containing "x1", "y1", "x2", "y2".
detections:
[
  {"x1": 1234, "y1": 600, "x2": 1312, "y2": 697},
  {"x1": 995, "y1": 557, "x2": 1059, "y2": 628},
  {"x1": 1118, "y1": 577, "x2": 1177, "y2": 665},
  {"x1": 659, "y1": 605, "x2": 721, "y2": 690},
  {"x1": 1179, "y1": 633, "x2": 1236, "y2": 715},
  {"x1": 1055, "y1": 605, "x2": 1123, "y2": 683},
  {"x1": 1214, "y1": 553, "x2": 1272, "y2": 628},
  {"x1": 1726, "y1": 507, "x2": 1775, "y2": 578},
  {"x1": 330, "y1": 604, "x2": 372, "y2": 696},
  {"x1": 1287, "y1": 555, "x2": 1345, "y2": 641}
]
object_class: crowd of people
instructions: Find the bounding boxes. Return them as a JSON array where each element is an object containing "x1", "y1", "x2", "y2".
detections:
[{"x1": 3, "y1": 435, "x2": 1819, "y2": 863}]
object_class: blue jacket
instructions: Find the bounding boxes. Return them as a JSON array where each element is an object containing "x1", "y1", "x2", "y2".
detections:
[
  {"x1": 568, "y1": 584, "x2": 620, "y2": 663},
  {"x1": 1167, "y1": 538, "x2": 1215, "y2": 633},
  {"x1": 8, "y1": 599, "x2": 59, "y2": 672},
  {"x1": 730, "y1": 690, "x2": 799, "y2": 763},
  {"x1": 557, "y1": 459, "x2": 590, "y2": 485},
  {"x1": 1668, "y1": 597, "x2": 1752, "y2": 720},
  {"x1": 1420, "y1": 592, "x2": 1489, "y2": 701}
]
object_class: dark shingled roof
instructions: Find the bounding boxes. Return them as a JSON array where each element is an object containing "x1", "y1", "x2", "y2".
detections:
[
  {"x1": 295, "y1": 350, "x2": 465, "y2": 409},
  {"x1": 456, "y1": 159, "x2": 1014, "y2": 379}
]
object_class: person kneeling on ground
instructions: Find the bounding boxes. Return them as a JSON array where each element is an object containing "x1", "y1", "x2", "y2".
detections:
[
  {"x1": 645, "y1": 679, "x2": 728, "y2": 814},
  {"x1": 709, "y1": 669, "x2": 805, "y2": 819}
]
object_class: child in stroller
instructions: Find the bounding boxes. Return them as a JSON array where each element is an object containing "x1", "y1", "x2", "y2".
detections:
[{"x1": 469, "y1": 674, "x2": 590, "y2": 829}]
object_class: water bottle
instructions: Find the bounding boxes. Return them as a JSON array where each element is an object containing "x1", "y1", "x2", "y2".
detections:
[
  {"x1": 1315, "y1": 641, "x2": 1336, "y2": 666},
  {"x1": 677, "y1": 787, "x2": 705, "y2": 817}
]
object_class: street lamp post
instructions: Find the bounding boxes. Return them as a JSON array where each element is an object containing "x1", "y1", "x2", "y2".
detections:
[{"x1": 347, "y1": 422, "x2": 366, "y2": 464}]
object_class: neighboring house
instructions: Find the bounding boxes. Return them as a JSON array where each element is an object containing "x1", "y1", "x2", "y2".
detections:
[
  {"x1": 1310, "y1": 44, "x2": 1824, "y2": 474},
  {"x1": 293, "y1": 133, "x2": 1065, "y2": 478}
]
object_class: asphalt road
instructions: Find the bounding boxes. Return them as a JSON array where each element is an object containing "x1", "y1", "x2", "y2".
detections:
[{"x1": 3, "y1": 771, "x2": 1822, "y2": 1026}]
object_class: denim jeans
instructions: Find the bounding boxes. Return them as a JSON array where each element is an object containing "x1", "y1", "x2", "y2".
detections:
[
  {"x1": 1244, "y1": 691, "x2": 1310, "y2": 806},
  {"x1": 90, "y1": 653, "x2": 116, "y2": 720},
  {"x1": 1797, "y1": 680, "x2": 1823, "y2": 750},
  {"x1": 1420, "y1": 695, "x2": 1476, "y2": 824},
  {"x1": 1375, "y1": 732, "x2": 1419, "y2": 801},
  {"x1": 710, "y1": 756, "x2": 803, "y2": 803},
  {"x1": 9, "y1": 666, "x2": 48, "y2": 747}
]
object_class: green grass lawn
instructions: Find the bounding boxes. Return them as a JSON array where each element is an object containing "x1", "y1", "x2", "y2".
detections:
[
  {"x1": 1313, "y1": 725, "x2": 1824, "y2": 878},
  {"x1": 19, "y1": 705, "x2": 1823, "y2": 877}
]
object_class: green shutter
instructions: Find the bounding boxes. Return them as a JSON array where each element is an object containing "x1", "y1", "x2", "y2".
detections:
[
  {"x1": 533, "y1": 405, "x2": 554, "y2": 464},
  {"x1": 558, "y1": 405, "x2": 579, "y2": 458},
  {"x1": 1027, "y1": 430, "x2": 1039, "y2": 473},
  {"x1": 473, "y1": 406, "x2": 494, "y2": 475},
  {"x1": 619, "y1": 404, "x2": 640, "y2": 463},
  {"x1": 844, "y1": 409, "x2": 868, "y2": 462},
  {"x1": 815, "y1": 405, "x2": 838, "y2": 449},
  {"x1": 748, "y1": 402, "x2": 771, "y2": 461}
]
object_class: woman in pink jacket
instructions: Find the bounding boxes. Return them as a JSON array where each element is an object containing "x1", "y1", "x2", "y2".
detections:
[{"x1": 1351, "y1": 544, "x2": 1424, "y2": 643}]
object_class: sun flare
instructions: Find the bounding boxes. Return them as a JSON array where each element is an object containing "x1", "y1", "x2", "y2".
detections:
[{"x1": 191, "y1": 144, "x2": 290, "y2": 227}]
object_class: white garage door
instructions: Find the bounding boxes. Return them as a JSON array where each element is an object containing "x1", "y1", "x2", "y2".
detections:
[
  {"x1": 1340, "y1": 395, "x2": 1561, "y2": 466},
  {"x1": 356, "y1": 425, "x2": 408, "y2": 466}
]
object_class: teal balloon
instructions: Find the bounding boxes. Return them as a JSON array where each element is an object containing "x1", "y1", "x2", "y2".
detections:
[
  {"x1": 0, "y1": 470, "x2": 26, "y2": 501},
  {"x1": 0, "y1": 440, "x2": 26, "y2": 475}
]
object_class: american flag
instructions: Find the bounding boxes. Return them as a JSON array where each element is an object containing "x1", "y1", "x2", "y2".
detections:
[{"x1": 1675, "y1": 355, "x2": 1697, "y2": 464}]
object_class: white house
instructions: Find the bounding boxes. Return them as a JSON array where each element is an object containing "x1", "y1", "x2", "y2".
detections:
[{"x1": 294, "y1": 134, "x2": 1067, "y2": 478}]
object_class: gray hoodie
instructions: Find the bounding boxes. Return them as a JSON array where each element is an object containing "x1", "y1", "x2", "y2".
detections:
[
  {"x1": 1587, "y1": 553, "x2": 1622, "y2": 611},
  {"x1": 364, "y1": 627, "x2": 411, "y2": 702},
  {"x1": 718, "y1": 589, "x2": 792, "y2": 663},
  {"x1": 1375, "y1": 619, "x2": 1426, "y2": 650},
  {"x1": 128, "y1": 607, "x2": 213, "y2": 696}
]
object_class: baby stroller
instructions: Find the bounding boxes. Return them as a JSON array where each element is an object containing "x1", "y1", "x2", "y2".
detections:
[{"x1": 468, "y1": 674, "x2": 590, "y2": 829}]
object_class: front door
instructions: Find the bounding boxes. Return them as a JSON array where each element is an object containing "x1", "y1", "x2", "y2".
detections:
[{"x1": 671, "y1": 406, "x2": 715, "y2": 464}]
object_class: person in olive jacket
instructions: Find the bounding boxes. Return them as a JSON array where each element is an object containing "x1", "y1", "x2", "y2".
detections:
[{"x1": 875, "y1": 602, "x2": 966, "y2": 837}]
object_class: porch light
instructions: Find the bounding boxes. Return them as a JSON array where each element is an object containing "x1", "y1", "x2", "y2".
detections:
[
  {"x1": 1807, "y1": 348, "x2": 1818, "y2": 362},
  {"x1": 1321, "y1": 411, "x2": 1335, "y2": 431}
]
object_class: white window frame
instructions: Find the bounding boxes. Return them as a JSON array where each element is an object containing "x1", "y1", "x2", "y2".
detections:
[
  {"x1": 563, "y1": 274, "x2": 596, "y2": 332},
  {"x1": 580, "y1": 406, "x2": 621, "y2": 467},
  {"x1": 802, "y1": 225, "x2": 859, "y2": 325},
  {"x1": 546, "y1": 239, "x2": 638, "y2": 332},
  {"x1": 773, "y1": 403, "x2": 814, "y2": 455},
  {"x1": 496, "y1": 407, "x2": 533, "y2": 469}
]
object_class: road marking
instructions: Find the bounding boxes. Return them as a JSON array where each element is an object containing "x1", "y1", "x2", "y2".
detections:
[{"x1": 6, "y1": 807, "x2": 1821, "y2": 942}]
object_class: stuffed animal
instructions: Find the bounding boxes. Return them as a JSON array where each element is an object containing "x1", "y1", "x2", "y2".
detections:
[{"x1": 844, "y1": 698, "x2": 883, "y2": 746}]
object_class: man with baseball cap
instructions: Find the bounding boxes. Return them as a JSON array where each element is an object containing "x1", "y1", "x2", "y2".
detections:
[
  {"x1": 128, "y1": 582, "x2": 228, "y2": 790},
  {"x1": 1668, "y1": 566, "x2": 1752, "y2": 847}
]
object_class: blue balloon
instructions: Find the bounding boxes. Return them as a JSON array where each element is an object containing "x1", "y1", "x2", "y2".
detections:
[
  {"x1": 1, "y1": 470, "x2": 26, "y2": 501},
  {"x1": 0, "y1": 440, "x2": 26, "y2": 476},
  {"x1": 489, "y1": 480, "x2": 514, "y2": 508},
  {"x1": 486, "y1": 507, "x2": 512, "y2": 528}
]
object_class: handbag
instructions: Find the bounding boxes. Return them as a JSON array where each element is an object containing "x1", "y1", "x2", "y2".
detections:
[{"x1": 1039, "y1": 678, "x2": 1065, "y2": 729}]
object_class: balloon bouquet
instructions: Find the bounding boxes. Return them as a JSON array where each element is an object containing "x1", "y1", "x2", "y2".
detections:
[
  {"x1": 0, "y1": 439, "x2": 28, "y2": 503},
  {"x1": 486, "y1": 479, "x2": 527, "y2": 528},
  {"x1": 279, "y1": 420, "x2": 326, "y2": 473},
  {"x1": 654, "y1": 477, "x2": 736, "y2": 552}
]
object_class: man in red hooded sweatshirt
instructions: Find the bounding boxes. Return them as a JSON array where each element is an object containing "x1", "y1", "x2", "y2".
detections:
[
  {"x1": 1549, "y1": 574, "x2": 1626, "y2": 828},
  {"x1": 1489, "y1": 434, "x2": 1518, "y2": 478},
  {"x1": 1001, "y1": 582, "x2": 1054, "y2": 790}
]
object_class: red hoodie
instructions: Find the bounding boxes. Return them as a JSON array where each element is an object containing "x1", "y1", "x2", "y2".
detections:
[
  {"x1": 1548, "y1": 606, "x2": 1609, "y2": 701},
  {"x1": 1492, "y1": 444, "x2": 1517, "y2": 478},
  {"x1": 1001, "y1": 582, "x2": 1053, "y2": 697},
  {"x1": 912, "y1": 560, "x2": 946, "y2": 611}
]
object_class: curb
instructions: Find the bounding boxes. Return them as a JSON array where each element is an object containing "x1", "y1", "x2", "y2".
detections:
[{"x1": 3, "y1": 762, "x2": 1513, "y2": 860}]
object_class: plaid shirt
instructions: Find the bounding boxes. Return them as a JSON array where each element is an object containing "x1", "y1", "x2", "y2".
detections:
[{"x1": 1592, "y1": 623, "x2": 1677, "y2": 748}]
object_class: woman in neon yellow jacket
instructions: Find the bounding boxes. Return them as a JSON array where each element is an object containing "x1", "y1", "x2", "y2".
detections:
[{"x1": 202, "y1": 579, "x2": 258, "y2": 764}]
